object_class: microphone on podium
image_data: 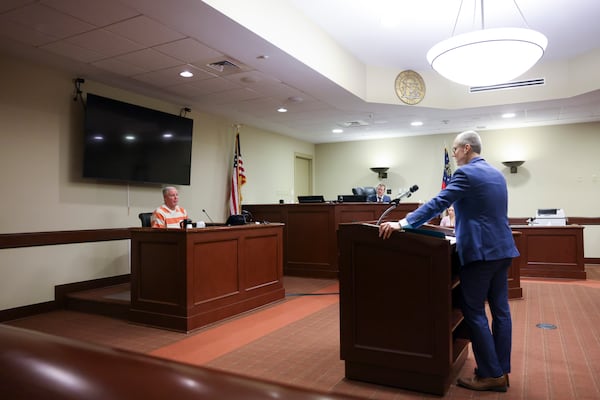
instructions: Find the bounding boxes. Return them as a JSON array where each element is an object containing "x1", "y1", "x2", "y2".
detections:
[
  {"x1": 390, "y1": 185, "x2": 419, "y2": 205},
  {"x1": 377, "y1": 184, "x2": 419, "y2": 225},
  {"x1": 202, "y1": 209, "x2": 214, "y2": 223}
]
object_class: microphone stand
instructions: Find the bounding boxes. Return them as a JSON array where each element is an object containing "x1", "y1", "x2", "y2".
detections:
[
  {"x1": 202, "y1": 209, "x2": 215, "y2": 223},
  {"x1": 376, "y1": 203, "x2": 398, "y2": 225},
  {"x1": 375, "y1": 189, "x2": 415, "y2": 225}
]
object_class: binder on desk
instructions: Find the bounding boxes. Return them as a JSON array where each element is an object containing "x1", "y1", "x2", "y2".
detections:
[
  {"x1": 362, "y1": 223, "x2": 455, "y2": 243},
  {"x1": 403, "y1": 227, "x2": 446, "y2": 239}
]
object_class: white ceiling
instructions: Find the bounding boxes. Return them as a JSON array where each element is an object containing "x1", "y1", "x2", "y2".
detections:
[{"x1": 1, "y1": 0, "x2": 599, "y2": 143}]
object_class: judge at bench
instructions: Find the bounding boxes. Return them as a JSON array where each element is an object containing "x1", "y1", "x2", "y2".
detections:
[
  {"x1": 369, "y1": 183, "x2": 391, "y2": 203},
  {"x1": 151, "y1": 186, "x2": 188, "y2": 228},
  {"x1": 378, "y1": 130, "x2": 519, "y2": 393}
]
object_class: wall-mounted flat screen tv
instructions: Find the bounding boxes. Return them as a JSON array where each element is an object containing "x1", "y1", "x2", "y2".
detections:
[{"x1": 83, "y1": 93, "x2": 193, "y2": 185}]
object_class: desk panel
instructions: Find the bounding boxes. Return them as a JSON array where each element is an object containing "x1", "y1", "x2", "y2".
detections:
[{"x1": 192, "y1": 239, "x2": 239, "y2": 304}]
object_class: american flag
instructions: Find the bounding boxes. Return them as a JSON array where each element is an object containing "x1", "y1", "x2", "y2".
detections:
[
  {"x1": 229, "y1": 131, "x2": 246, "y2": 215},
  {"x1": 442, "y1": 147, "x2": 452, "y2": 189}
]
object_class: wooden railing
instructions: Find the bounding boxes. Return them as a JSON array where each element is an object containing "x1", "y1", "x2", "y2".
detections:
[
  {"x1": 0, "y1": 228, "x2": 131, "y2": 249},
  {"x1": 0, "y1": 324, "x2": 356, "y2": 400},
  {"x1": 1, "y1": 216, "x2": 599, "y2": 250}
]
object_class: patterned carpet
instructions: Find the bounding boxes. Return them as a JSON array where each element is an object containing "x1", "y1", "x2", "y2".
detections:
[{"x1": 4, "y1": 273, "x2": 600, "y2": 399}]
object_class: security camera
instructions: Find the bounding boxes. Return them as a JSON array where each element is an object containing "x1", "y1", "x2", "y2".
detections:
[{"x1": 75, "y1": 78, "x2": 85, "y2": 84}]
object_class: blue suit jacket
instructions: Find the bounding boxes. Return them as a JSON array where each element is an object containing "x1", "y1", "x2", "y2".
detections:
[
  {"x1": 369, "y1": 194, "x2": 391, "y2": 203},
  {"x1": 406, "y1": 157, "x2": 519, "y2": 265}
]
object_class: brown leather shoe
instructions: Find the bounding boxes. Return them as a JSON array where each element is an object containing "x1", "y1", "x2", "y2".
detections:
[
  {"x1": 474, "y1": 368, "x2": 510, "y2": 387},
  {"x1": 457, "y1": 374, "x2": 507, "y2": 392}
]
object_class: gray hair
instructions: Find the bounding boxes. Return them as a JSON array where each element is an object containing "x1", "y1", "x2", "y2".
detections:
[
  {"x1": 162, "y1": 186, "x2": 177, "y2": 196},
  {"x1": 456, "y1": 130, "x2": 482, "y2": 154}
]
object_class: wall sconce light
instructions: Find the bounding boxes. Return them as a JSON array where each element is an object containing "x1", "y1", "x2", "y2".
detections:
[
  {"x1": 502, "y1": 160, "x2": 525, "y2": 173},
  {"x1": 370, "y1": 167, "x2": 389, "y2": 179}
]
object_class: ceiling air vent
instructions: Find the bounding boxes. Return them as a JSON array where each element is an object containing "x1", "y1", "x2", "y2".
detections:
[
  {"x1": 206, "y1": 59, "x2": 240, "y2": 73},
  {"x1": 470, "y1": 78, "x2": 545, "y2": 93},
  {"x1": 341, "y1": 120, "x2": 369, "y2": 128}
]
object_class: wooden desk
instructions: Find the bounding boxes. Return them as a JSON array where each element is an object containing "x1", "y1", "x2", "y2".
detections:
[
  {"x1": 338, "y1": 223, "x2": 468, "y2": 396},
  {"x1": 510, "y1": 225, "x2": 586, "y2": 279},
  {"x1": 244, "y1": 203, "x2": 421, "y2": 278},
  {"x1": 130, "y1": 224, "x2": 285, "y2": 332}
]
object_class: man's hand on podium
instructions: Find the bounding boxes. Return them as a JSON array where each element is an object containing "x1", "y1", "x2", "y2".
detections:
[{"x1": 379, "y1": 221, "x2": 402, "y2": 239}]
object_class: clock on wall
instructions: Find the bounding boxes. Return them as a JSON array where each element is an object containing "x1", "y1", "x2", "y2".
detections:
[{"x1": 394, "y1": 70, "x2": 426, "y2": 105}]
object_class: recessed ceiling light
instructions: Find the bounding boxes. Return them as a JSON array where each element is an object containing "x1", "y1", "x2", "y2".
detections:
[
  {"x1": 332, "y1": 128, "x2": 343, "y2": 133},
  {"x1": 502, "y1": 112, "x2": 516, "y2": 118},
  {"x1": 179, "y1": 70, "x2": 194, "y2": 78},
  {"x1": 277, "y1": 107, "x2": 287, "y2": 113},
  {"x1": 411, "y1": 121, "x2": 423, "y2": 126}
]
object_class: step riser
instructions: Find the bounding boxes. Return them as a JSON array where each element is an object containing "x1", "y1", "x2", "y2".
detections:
[{"x1": 66, "y1": 297, "x2": 130, "y2": 320}]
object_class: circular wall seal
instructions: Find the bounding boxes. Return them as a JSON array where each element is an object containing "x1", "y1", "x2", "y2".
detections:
[{"x1": 395, "y1": 70, "x2": 426, "y2": 105}]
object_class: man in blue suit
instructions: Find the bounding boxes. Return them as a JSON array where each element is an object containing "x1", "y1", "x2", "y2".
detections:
[
  {"x1": 369, "y1": 183, "x2": 391, "y2": 203},
  {"x1": 379, "y1": 130, "x2": 519, "y2": 392}
]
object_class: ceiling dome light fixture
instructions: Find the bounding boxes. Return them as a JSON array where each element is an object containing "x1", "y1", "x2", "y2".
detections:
[{"x1": 426, "y1": 1, "x2": 547, "y2": 87}]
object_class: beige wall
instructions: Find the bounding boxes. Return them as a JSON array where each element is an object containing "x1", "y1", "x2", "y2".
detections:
[
  {"x1": 315, "y1": 123, "x2": 600, "y2": 217},
  {"x1": 234, "y1": 125, "x2": 314, "y2": 205},
  {"x1": 0, "y1": 54, "x2": 313, "y2": 310}
]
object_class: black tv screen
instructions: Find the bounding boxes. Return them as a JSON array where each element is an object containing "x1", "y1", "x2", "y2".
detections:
[{"x1": 83, "y1": 93, "x2": 193, "y2": 185}]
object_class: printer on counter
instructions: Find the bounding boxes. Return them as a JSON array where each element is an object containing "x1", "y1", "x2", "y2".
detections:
[{"x1": 529, "y1": 208, "x2": 567, "y2": 226}]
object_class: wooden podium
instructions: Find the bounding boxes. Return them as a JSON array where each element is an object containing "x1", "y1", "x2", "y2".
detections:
[
  {"x1": 338, "y1": 223, "x2": 468, "y2": 395},
  {"x1": 130, "y1": 224, "x2": 285, "y2": 332}
]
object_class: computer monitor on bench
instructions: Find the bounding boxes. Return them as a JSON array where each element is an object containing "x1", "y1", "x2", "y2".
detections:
[{"x1": 297, "y1": 195, "x2": 325, "y2": 203}]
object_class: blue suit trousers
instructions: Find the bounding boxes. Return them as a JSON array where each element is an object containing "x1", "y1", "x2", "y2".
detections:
[{"x1": 459, "y1": 258, "x2": 512, "y2": 378}]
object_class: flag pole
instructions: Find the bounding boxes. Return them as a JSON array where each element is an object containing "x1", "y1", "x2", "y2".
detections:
[
  {"x1": 229, "y1": 124, "x2": 246, "y2": 216},
  {"x1": 442, "y1": 147, "x2": 452, "y2": 190}
]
